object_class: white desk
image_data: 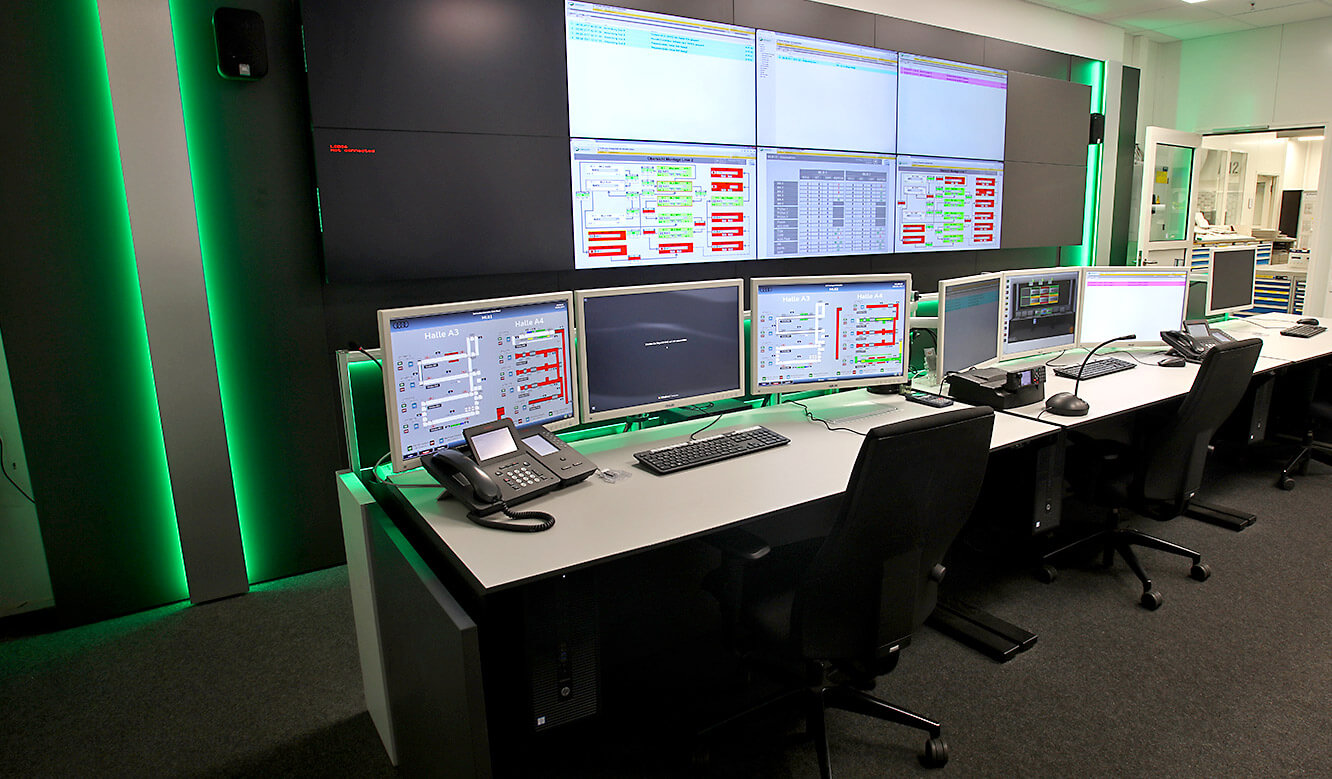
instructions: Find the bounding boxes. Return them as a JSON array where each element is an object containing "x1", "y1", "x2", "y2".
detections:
[
  {"x1": 989, "y1": 343, "x2": 1289, "y2": 426},
  {"x1": 389, "y1": 390, "x2": 1057, "y2": 593},
  {"x1": 1215, "y1": 313, "x2": 1332, "y2": 366}
]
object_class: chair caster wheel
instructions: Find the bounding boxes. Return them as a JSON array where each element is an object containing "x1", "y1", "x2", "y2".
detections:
[
  {"x1": 1035, "y1": 564, "x2": 1058, "y2": 584},
  {"x1": 920, "y1": 736, "x2": 949, "y2": 768},
  {"x1": 1140, "y1": 589, "x2": 1163, "y2": 610},
  {"x1": 1189, "y1": 562, "x2": 1212, "y2": 581},
  {"x1": 1278, "y1": 476, "x2": 1295, "y2": 490}
]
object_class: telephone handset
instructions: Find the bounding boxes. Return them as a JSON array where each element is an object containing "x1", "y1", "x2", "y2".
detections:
[
  {"x1": 1161, "y1": 319, "x2": 1235, "y2": 363},
  {"x1": 421, "y1": 418, "x2": 559, "y2": 532}
]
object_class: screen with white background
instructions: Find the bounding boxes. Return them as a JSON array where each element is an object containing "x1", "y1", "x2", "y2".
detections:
[
  {"x1": 566, "y1": 2, "x2": 756, "y2": 146},
  {"x1": 756, "y1": 30, "x2": 897, "y2": 154},
  {"x1": 897, "y1": 53, "x2": 1006, "y2": 161},
  {"x1": 1079, "y1": 268, "x2": 1188, "y2": 345}
]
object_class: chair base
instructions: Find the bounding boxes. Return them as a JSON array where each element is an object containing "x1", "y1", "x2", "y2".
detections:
[
  {"x1": 696, "y1": 678, "x2": 949, "y2": 777},
  {"x1": 1277, "y1": 442, "x2": 1332, "y2": 490},
  {"x1": 1041, "y1": 522, "x2": 1208, "y2": 609}
]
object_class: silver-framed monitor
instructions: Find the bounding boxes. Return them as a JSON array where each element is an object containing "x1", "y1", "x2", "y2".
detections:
[
  {"x1": 999, "y1": 267, "x2": 1082, "y2": 360},
  {"x1": 1206, "y1": 247, "x2": 1258, "y2": 316},
  {"x1": 377, "y1": 291, "x2": 578, "y2": 473},
  {"x1": 936, "y1": 272, "x2": 1002, "y2": 376},
  {"x1": 1077, "y1": 266, "x2": 1189, "y2": 347},
  {"x1": 575, "y1": 279, "x2": 745, "y2": 423},
  {"x1": 750, "y1": 274, "x2": 913, "y2": 394}
]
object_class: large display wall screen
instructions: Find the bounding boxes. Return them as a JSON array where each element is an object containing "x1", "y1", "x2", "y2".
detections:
[{"x1": 301, "y1": 0, "x2": 1091, "y2": 282}]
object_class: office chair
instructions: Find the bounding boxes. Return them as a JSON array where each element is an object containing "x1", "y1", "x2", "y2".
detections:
[
  {"x1": 701, "y1": 406, "x2": 994, "y2": 775},
  {"x1": 1276, "y1": 365, "x2": 1332, "y2": 490},
  {"x1": 1041, "y1": 338, "x2": 1263, "y2": 610}
]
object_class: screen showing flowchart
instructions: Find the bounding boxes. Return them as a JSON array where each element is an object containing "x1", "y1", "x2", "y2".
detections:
[
  {"x1": 571, "y1": 139, "x2": 757, "y2": 268},
  {"x1": 752, "y1": 278, "x2": 909, "y2": 389},
  {"x1": 386, "y1": 299, "x2": 575, "y2": 457},
  {"x1": 894, "y1": 157, "x2": 1003, "y2": 252}
]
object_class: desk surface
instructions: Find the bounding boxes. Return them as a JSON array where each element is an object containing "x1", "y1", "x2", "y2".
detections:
[
  {"x1": 389, "y1": 390, "x2": 1056, "y2": 593},
  {"x1": 977, "y1": 339, "x2": 1291, "y2": 427},
  {"x1": 1215, "y1": 313, "x2": 1332, "y2": 365}
]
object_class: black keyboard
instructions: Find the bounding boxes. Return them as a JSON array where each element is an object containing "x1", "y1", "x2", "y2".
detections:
[
  {"x1": 1052, "y1": 356, "x2": 1136, "y2": 381},
  {"x1": 633, "y1": 425, "x2": 790, "y2": 474},
  {"x1": 1280, "y1": 324, "x2": 1327, "y2": 338}
]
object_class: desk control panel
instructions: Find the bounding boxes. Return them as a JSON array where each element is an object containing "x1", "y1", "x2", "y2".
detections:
[{"x1": 633, "y1": 425, "x2": 790, "y2": 474}]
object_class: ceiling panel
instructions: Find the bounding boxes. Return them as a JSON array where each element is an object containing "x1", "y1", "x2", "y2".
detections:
[{"x1": 1023, "y1": 0, "x2": 1332, "y2": 39}]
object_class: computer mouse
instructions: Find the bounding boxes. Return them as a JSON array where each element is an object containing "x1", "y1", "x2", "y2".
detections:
[
  {"x1": 1045, "y1": 391, "x2": 1089, "y2": 417},
  {"x1": 1160, "y1": 356, "x2": 1187, "y2": 367},
  {"x1": 1298, "y1": 318, "x2": 1319, "y2": 326}
]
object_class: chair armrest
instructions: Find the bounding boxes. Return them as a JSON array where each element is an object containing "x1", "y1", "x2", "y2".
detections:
[{"x1": 705, "y1": 528, "x2": 771, "y2": 561}]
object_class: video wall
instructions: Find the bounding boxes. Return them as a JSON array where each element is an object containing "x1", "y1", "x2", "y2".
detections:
[{"x1": 302, "y1": 0, "x2": 1091, "y2": 283}]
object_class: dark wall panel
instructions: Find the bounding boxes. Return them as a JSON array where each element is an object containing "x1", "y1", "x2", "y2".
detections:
[
  {"x1": 984, "y1": 38, "x2": 1069, "y2": 80},
  {"x1": 1001, "y1": 162, "x2": 1087, "y2": 248},
  {"x1": 1110, "y1": 66, "x2": 1140, "y2": 265},
  {"x1": 873, "y1": 15, "x2": 984, "y2": 64},
  {"x1": 735, "y1": 0, "x2": 875, "y2": 45},
  {"x1": 302, "y1": 0, "x2": 568, "y2": 135},
  {"x1": 1005, "y1": 72, "x2": 1091, "y2": 165},
  {"x1": 172, "y1": 0, "x2": 347, "y2": 583},
  {"x1": 315, "y1": 129, "x2": 573, "y2": 282}
]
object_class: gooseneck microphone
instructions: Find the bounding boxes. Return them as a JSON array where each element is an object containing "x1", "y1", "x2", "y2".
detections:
[{"x1": 1045, "y1": 333, "x2": 1136, "y2": 417}]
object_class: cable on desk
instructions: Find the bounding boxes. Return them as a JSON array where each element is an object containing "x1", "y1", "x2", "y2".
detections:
[
  {"x1": 0, "y1": 437, "x2": 35, "y2": 504},
  {"x1": 790, "y1": 400, "x2": 866, "y2": 436},
  {"x1": 689, "y1": 412, "x2": 723, "y2": 440}
]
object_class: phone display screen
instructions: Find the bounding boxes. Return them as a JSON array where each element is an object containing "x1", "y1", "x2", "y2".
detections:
[
  {"x1": 1185, "y1": 321, "x2": 1210, "y2": 338},
  {"x1": 471, "y1": 427, "x2": 519, "y2": 462},
  {"x1": 522, "y1": 434, "x2": 559, "y2": 456}
]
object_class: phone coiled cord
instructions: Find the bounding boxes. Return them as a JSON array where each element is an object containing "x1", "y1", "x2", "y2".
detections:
[{"x1": 466, "y1": 503, "x2": 556, "y2": 532}]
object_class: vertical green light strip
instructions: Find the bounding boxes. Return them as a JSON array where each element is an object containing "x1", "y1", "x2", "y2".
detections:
[
  {"x1": 87, "y1": 0, "x2": 189, "y2": 598},
  {"x1": 166, "y1": 1, "x2": 262, "y2": 581},
  {"x1": 1071, "y1": 59, "x2": 1107, "y2": 267}
]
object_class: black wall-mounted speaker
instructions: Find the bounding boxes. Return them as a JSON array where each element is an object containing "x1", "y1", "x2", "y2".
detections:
[
  {"x1": 213, "y1": 8, "x2": 268, "y2": 80},
  {"x1": 1089, "y1": 112, "x2": 1106, "y2": 145}
]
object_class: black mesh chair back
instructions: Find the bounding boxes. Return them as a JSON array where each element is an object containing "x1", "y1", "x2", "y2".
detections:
[
  {"x1": 792, "y1": 406, "x2": 994, "y2": 665},
  {"x1": 1138, "y1": 338, "x2": 1262, "y2": 504}
]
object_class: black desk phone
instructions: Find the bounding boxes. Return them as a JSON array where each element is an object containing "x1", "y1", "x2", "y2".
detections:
[
  {"x1": 1161, "y1": 319, "x2": 1235, "y2": 363},
  {"x1": 420, "y1": 419, "x2": 596, "y2": 532}
]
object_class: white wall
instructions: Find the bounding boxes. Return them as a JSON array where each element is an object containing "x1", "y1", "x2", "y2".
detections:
[{"x1": 1147, "y1": 17, "x2": 1332, "y2": 314}]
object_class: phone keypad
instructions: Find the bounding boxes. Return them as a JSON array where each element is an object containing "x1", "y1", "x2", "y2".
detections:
[{"x1": 494, "y1": 461, "x2": 551, "y2": 492}]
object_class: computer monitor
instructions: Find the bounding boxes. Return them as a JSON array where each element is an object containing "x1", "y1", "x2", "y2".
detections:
[
  {"x1": 750, "y1": 274, "x2": 912, "y2": 394},
  {"x1": 1078, "y1": 266, "x2": 1189, "y2": 347},
  {"x1": 999, "y1": 268, "x2": 1081, "y2": 360},
  {"x1": 377, "y1": 292, "x2": 578, "y2": 473},
  {"x1": 937, "y1": 273, "x2": 1001, "y2": 375},
  {"x1": 1207, "y1": 247, "x2": 1257, "y2": 315},
  {"x1": 575, "y1": 279, "x2": 745, "y2": 423}
]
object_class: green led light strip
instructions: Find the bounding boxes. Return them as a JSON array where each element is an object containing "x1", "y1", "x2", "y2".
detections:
[{"x1": 1071, "y1": 59, "x2": 1107, "y2": 268}]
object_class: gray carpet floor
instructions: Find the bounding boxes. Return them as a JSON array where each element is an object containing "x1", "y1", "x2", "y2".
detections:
[{"x1": 1, "y1": 441, "x2": 1329, "y2": 777}]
